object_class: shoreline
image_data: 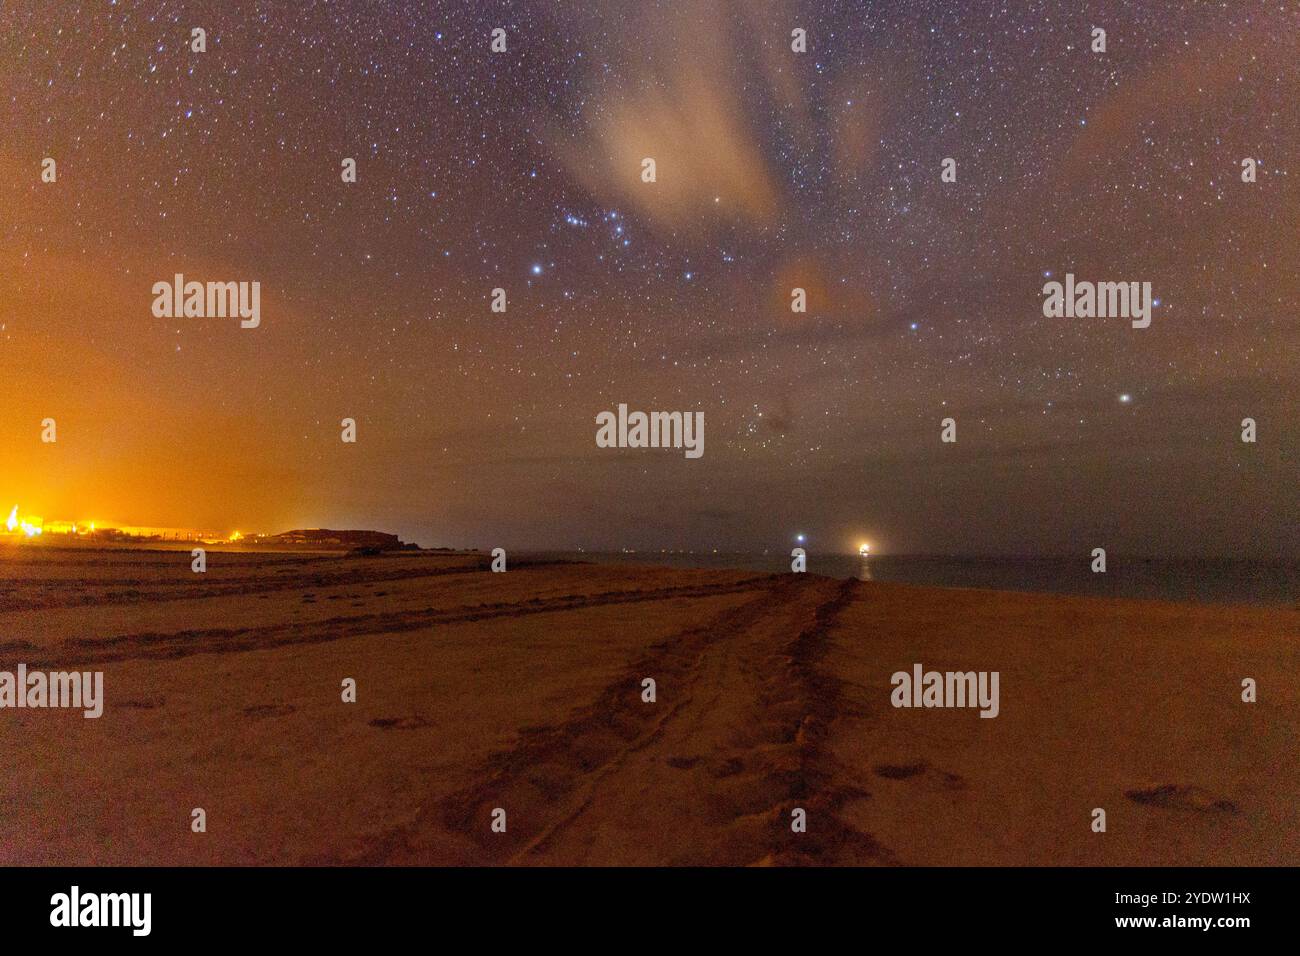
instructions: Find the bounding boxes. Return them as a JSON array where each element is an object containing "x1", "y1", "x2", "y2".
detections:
[{"x1": 2, "y1": 540, "x2": 1294, "y2": 608}]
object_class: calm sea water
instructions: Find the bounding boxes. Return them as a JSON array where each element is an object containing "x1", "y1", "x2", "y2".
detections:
[{"x1": 528, "y1": 552, "x2": 1297, "y2": 607}]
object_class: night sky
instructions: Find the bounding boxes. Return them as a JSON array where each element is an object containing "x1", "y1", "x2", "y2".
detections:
[{"x1": 2, "y1": 1, "x2": 1296, "y2": 556}]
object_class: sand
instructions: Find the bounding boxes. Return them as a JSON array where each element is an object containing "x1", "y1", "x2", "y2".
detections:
[{"x1": 0, "y1": 543, "x2": 1294, "y2": 866}]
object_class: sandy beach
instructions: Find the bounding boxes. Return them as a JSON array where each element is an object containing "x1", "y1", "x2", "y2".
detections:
[{"x1": 0, "y1": 543, "x2": 1295, "y2": 866}]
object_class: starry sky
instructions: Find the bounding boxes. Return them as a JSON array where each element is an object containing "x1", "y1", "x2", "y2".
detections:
[{"x1": 1, "y1": 0, "x2": 1296, "y2": 556}]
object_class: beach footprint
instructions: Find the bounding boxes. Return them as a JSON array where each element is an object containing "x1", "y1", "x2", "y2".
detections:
[
  {"x1": 873, "y1": 759, "x2": 965, "y2": 790},
  {"x1": 369, "y1": 715, "x2": 434, "y2": 730},
  {"x1": 117, "y1": 695, "x2": 166, "y2": 710},
  {"x1": 1125, "y1": 784, "x2": 1240, "y2": 815},
  {"x1": 243, "y1": 703, "x2": 296, "y2": 719}
]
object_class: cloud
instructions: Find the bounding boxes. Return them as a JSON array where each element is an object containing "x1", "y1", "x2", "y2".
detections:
[{"x1": 545, "y1": 1, "x2": 793, "y2": 239}]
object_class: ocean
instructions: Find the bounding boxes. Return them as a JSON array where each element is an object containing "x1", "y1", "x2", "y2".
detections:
[{"x1": 528, "y1": 552, "x2": 1298, "y2": 607}]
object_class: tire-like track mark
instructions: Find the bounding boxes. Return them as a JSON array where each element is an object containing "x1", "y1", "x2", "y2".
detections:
[
  {"x1": 15, "y1": 575, "x2": 777, "y2": 669},
  {"x1": 333, "y1": 576, "x2": 800, "y2": 865},
  {"x1": 750, "y1": 577, "x2": 895, "y2": 864},
  {"x1": 0, "y1": 558, "x2": 578, "y2": 613}
]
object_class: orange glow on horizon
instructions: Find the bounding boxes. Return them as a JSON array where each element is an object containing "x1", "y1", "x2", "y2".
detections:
[
  {"x1": 3, "y1": 505, "x2": 44, "y2": 537},
  {"x1": 1, "y1": 505, "x2": 248, "y2": 544}
]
